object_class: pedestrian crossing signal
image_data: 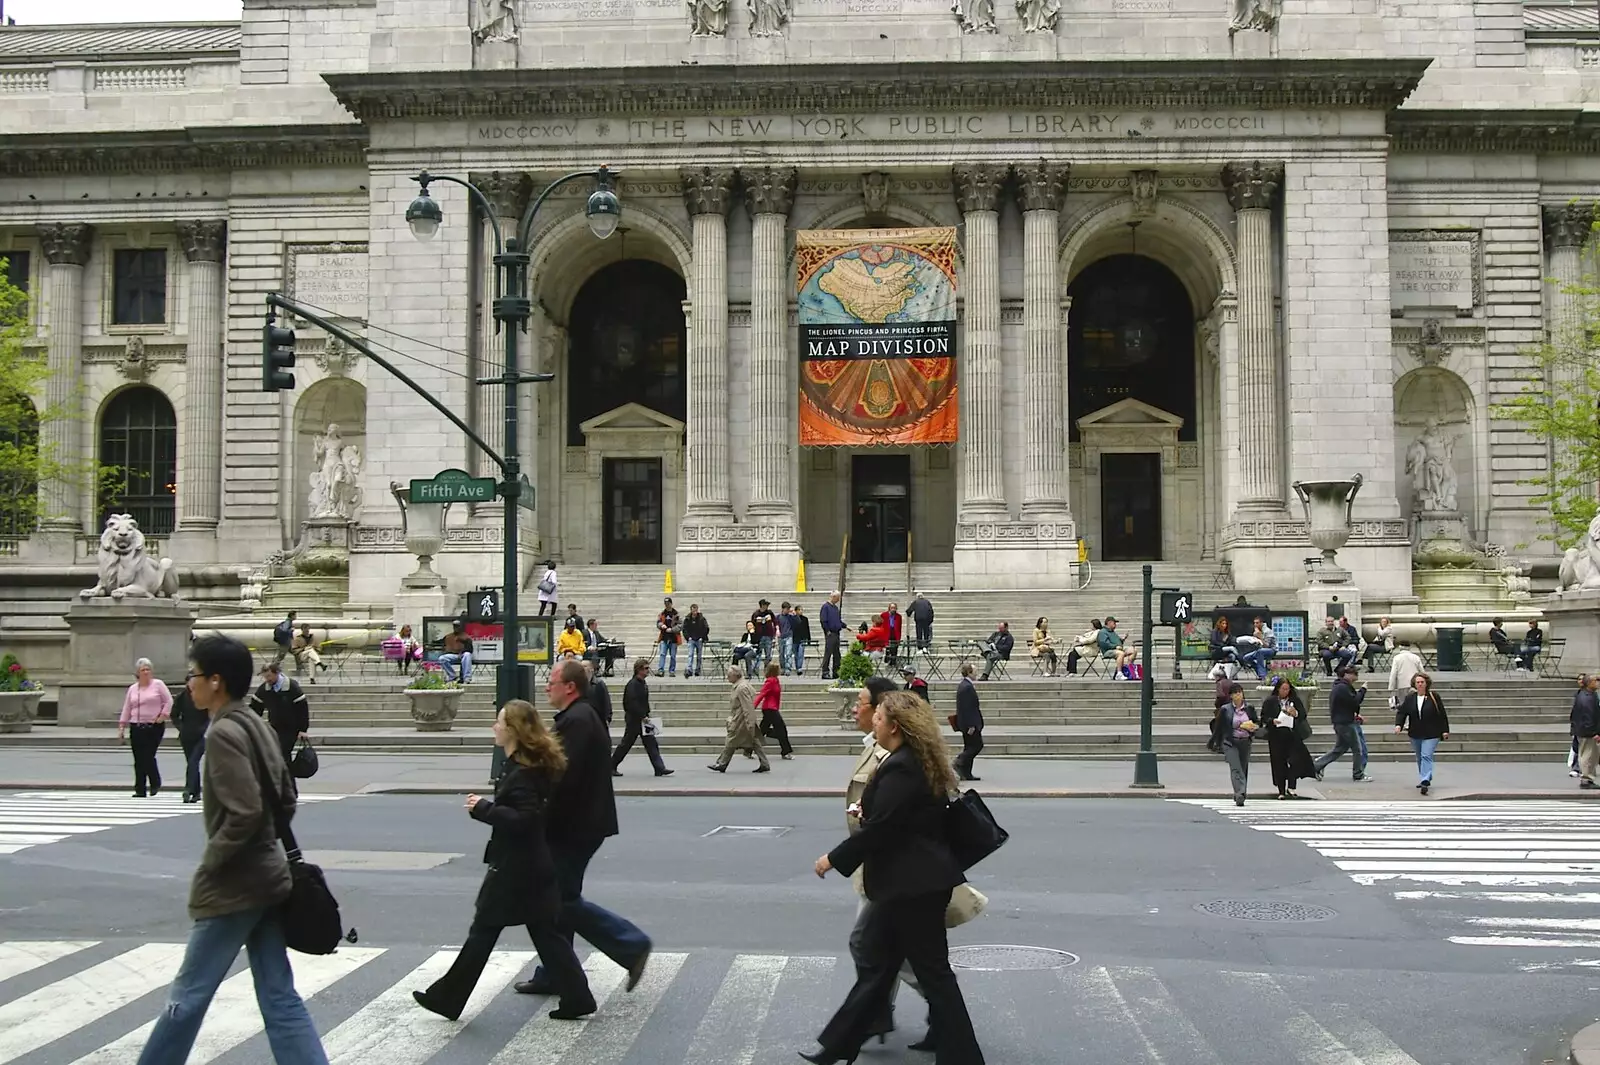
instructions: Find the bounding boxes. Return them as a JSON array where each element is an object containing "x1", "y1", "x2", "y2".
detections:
[{"x1": 1159, "y1": 591, "x2": 1192, "y2": 626}]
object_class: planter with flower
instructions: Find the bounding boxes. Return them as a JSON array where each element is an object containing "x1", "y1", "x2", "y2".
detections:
[
  {"x1": 404, "y1": 664, "x2": 463, "y2": 732},
  {"x1": 829, "y1": 640, "x2": 877, "y2": 721},
  {"x1": 0, "y1": 655, "x2": 45, "y2": 733}
]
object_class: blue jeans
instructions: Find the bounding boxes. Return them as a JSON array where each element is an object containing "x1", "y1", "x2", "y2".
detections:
[
  {"x1": 1356, "y1": 723, "x2": 1368, "y2": 764},
  {"x1": 792, "y1": 641, "x2": 807, "y2": 675},
  {"x1": 759, "y1": 635, "x2": 774, "y2": 668},
  {"x1": 656, "y1": 640, "x2": 677, "y2": 675},
  {"x1": 1411, "y1": 736, "x2": 1439, "y2": 784},
  {"x1": 1239, "y1": 648, "x2": 1275, "y2": 679},
  {"x1": 137, "y1": 907, "x2": 327, "y2": 1065},
  {"x1": 181, "y1": 734, "x2": 205, "y2": 799},
  {"x1": 685, "y1": 638, "x2": 703, "y2": 677},
  {"x1": 438, "y1": 652, "x2": 472, "y2": 683},
  {"x1": 527, "y1": 837, "x2": 651, "y2": 985},
  {"x1": 779, "y1": 635, "x2": 793, "y2": 672}
]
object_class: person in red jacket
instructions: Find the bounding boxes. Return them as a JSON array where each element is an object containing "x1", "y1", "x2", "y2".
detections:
[
  {"x1": 860, "y1": 618, "x2": 890, "y2": 653},
  {"x1": 880, "y1": 604, "x2": 904, "y2": 667},
  {"x1": 755, "y1": 661, "x2": 793, "y2": 759}
]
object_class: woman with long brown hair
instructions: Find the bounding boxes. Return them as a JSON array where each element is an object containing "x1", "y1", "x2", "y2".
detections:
[
  {"x1": 412, "y1": 699, "x2": 596, "y2": 1022},
  {"x1": 804, "y1": 692, "x2": 985, "y2": 1065}
]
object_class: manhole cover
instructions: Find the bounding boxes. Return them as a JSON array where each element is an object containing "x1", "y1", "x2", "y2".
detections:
[
  {"x1": 701, "y1": 825, "x2": 791, "y2": 838},
  {"x1": 1195, "y1": 900, "x2": 1337, "y2": 923},
  {"x1": 949, "y1": 945, "x2": 1080, "y2": 971}
]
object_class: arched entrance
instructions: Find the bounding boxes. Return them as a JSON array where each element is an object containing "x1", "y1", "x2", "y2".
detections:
[
  {"x1": 98, "y1": 385, "x2": 177, "y2": 535},
  {"x1": 1068, "y1": 255, "x2": 1196, "y2": 561}
]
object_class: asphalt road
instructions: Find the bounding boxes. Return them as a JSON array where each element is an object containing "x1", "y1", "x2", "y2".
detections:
[{"x1": 2, "y1": 791, "x2": 1598, "y2": 1065}]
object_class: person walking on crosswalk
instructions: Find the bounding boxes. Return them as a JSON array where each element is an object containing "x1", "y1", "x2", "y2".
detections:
[
  {"x1": 1392, "y1": 671, "x2": 1450, "y2": 795},
  {"x1": 413, "y1": 699, "x2": 596, "y2": 1023},
  {"x1": 170, "y1": 680, "x2": 209, "y2": 804},
  {"x1": 135, "y1": 633, "x2": 329, "y2": 1065},
  {"x1": 118, "y1": 657, "x2": 172, "y2": 798},
  {"x1": 1313, "y1": 665, "x2": 1371, "y2": 783},
  {"x1": 1212, "y1": 683, "x2": 1260, "y2": 807}
]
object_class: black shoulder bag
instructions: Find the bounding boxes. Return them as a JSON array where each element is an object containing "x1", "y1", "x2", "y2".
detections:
[
  {"x1": 246, "y1": 732, "x2": 356, "y2": 954},
  {"x1": 945, "y1": 788, "x2": 1009, "y2": 871}
]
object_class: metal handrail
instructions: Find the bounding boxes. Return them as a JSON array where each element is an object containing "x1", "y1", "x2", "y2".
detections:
[
  {"x1": 837, "y1": 532, "x2": 850, "y2": 606},
  {"x1": 905, "y1": 530, "x2": 913, "y2": 601}
]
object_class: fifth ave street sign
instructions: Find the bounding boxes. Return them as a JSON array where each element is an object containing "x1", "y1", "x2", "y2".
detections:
[{"x1": 409, "y1": 468, "x2": 496, "y2": 505}]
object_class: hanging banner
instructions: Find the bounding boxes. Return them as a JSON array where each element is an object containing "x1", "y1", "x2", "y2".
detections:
[{"x1": 796, "y1": 227, "x2": 959, "y2": 446}]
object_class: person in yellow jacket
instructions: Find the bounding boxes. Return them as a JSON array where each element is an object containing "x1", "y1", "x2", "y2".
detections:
[{"x1": 555, "y1": 618, "x2": 587, "y2": 660}]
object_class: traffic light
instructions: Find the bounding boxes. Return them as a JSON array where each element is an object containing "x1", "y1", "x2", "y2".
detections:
[{"x1": 262, "y1": 316, "x2": 296, "y2": 392}]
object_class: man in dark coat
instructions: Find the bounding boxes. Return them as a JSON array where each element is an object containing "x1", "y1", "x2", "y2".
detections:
[
  {"x1": 611, "y1": 658, "x2": 672, "y2": 778},
  {"x1": 820, "y1": 593, "x2": 845, "y2": 680},
  {"x1": 1574, "y1": 674, "x2": 1599, "y2": 789},
  {"x1": 954, "y1": 663, "x2": 985, "y2": 781},
  {"x1": 247, "y1": 662, "x2": 308, "y2": 762},
  {"x1": 515, "y1": 659, "x2": 653, "y2": 1000},
  {"x1": 583, "y1": 660, "x2": 614, "y2": 726},
  {"x1": 978, "y1": 622, "x2": 1013, "y2": 681},
  {"x1": 171, "y1": 682, "x2": 210, "y2": 804},
  {"x1": 908, "y1": 591, "x2": 935, "y2": 651},
  {"x1": 1313, "y1": 665, "x2": 1370, "y2": 782}
]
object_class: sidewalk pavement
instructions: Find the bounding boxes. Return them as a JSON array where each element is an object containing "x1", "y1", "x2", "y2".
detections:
[{"x1": 1, "y1": 746, "x2": 1595, "y2": 800}]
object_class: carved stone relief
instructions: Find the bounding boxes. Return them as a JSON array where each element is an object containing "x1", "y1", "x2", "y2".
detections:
[
  {"x1": 952, "y1": 0, "x2": 996, "y2": 33},
  {"x1": 748, "y1": 0, "x2": 790, "y2": 36},
  {"x1": 688, "y1": 0, "x2": 729, "y2": 36},
  {"x1": 861, "y1": 172, "x2": 891, "y2": 220},
  {"x1": 1015, "y1": 0, "x2": 1059, "y2": 32},
  {"x1": 1229, "y1": 0, "x2": 1281, "y2": 34},
  {"x1": 1131, "y1": 170, "x2": 1158, "y2": 218},
  {"x1": 470, "y1": 0, "x2": 520, "y2": 41}
]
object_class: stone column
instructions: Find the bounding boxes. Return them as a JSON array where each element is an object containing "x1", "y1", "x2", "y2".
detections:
[
  {"x1": 1221, "y1": 161, "x2": 1286, "y2": 513},
  {"x1": 34, "y1": 223, "x2": 94, "y2": 534},
  {"x1": 175, "y1": 220, "x2": 227, "y2": 532},
  {"x1": 474, "y1": 171, "x2": 532, "y2": 485},
  {"x1": 744, "y1": 166, "x2": 797, "y2": 520},
  {"x1": 953, "y1": 164, "x2": 1008, "y2": 522},
  {"x1": 1545, "y1": 203, "x2": 1591, "y2": 359},
  {"x1": 1014, "y1": 161, "x2": 1071, "y2": 520},
  {"x1": 681, "y1": 167, "x2": 737, "y2": 523}
]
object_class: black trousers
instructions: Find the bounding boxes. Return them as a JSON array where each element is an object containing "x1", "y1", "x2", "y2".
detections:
[
  {"x1": 823, "y1": 631, "x2": 842, "y2": 678},
  {"x1": 611, "y1": 719, "x2": 667, "y2": 773},
  {"x1": 129, "y1": 722, "x2": 165, "y2": 795},
  {"x1": 914, "y1": 620, "x2": 932, "y2": 650},
  {"x1": 180, "y1": 734, "x2": 206, "y2": 798},
  {"x1": 955, "y1": 730, "x2": 984, "y2": 778},
  {"x1": 818, "y1": 888, "x2": 984, "y2": 1063},
  {"x1": 760, "y1": 708, "x2": 793, "y2": 756},
  {"x1": 427, "y1": 912, "x2": 592, "y2": 1016},
  {"x1": 1266, "y1": 729, "x2": 1317, "y2": 792}
]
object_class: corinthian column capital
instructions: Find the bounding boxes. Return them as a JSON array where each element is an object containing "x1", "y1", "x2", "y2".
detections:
[
  {"x1": 473, "y1": 171, "x2": 533, "y2": 222},
  {"x1": 1545, "y1": 203, "x2": 1596, "y2": 249},
  {"x1": 1012, "y1": 161, "x2": 1069, "y2": 213},
  {"x1": 743, "y1": 166, "x2": 797, "y2": 217},
  {"x1": 952, "y1": 163, "x2": 1007, "y2": 214},
  {"x1": 176, "y1": 220, "x2": 227, "y2": 263},
  {"x1": 681, "y1": 167, "x2": 738, "y2": 217},
  {"x1": 35, "y1": 222, "x2": 94, "y2": 266},
  {"x1": 1221, "y1": 161, "x2": 1285, "y2": 212}
]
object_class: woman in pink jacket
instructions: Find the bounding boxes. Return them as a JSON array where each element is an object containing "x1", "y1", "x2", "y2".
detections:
[
  {"x1": 118, "y1": 657, "x2": 172, "y2": 797},
  {"x1": 755, "y1": 662, "x2": 794, "y2": 760}
]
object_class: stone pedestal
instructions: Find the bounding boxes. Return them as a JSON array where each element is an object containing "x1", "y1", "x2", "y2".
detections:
[
  {"x1": 58, "y1": 599, "x2": 197, "y2": 726},
  {"x1": 952, "y1": 521, "x2": 1079, "y2": 590},
  {"x1": 392, "y1": 588, "x2": 456, "y2": 636},
  {"x1": 674, "y1": 524, "x2": 802, "y2": 592},
  {"x1": 1543, "y1": 589, "x2": 1600, "y2": 673},
  {"x1": 1413, "y1": 513, "x2": 1475, "y2": 568},
  {"x1": 1298, "y1": 584, "x2": 1363, "y2": 631}
]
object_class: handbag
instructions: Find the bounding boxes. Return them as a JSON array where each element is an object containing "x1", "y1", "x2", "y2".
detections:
[
  {"x1": 947, "y1": 713, "x2": 959, "y2": 732},
  {"x1": 291, "y1": 741, "x2": 319, "y2": 780},
  {"x1": 944, "y1": 789, "x2": 1008, "y2": 870},
  {"x1": 945, "y1": 883, "x2": 988, "y2": 929},
  {"x1": 642, "y1": 717, "x2": 662, "y2": 737},
  {"x1": 245, "y1": 732, "x2": 356, "y2": 955},
  {"x1": 537, "y1": 576, "x2": 556, "y2": 595}
]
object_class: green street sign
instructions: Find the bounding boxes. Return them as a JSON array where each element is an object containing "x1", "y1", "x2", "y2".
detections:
[
  {"x1": 517, "y1": 475, "x2": 536, "y2": 512},
  {"x1": 409, "y1": 468, "x2": 496, "y2": 505}
]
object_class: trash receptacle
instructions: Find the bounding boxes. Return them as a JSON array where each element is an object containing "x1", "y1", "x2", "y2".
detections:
[{"x1": 1434, "y1": 623, "x2": 1464, "y2": 672}]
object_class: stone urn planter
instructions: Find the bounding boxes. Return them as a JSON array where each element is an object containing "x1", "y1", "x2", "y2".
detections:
[
  {"x1": 405, "y1": 688, "x2": 462, "y2": 732},
  {"x1": 0, "y1": 690, "x2": 43, "y2": 733},
  {"x1": 829, "y1": 687, "x2": 863, "y2": 724}
]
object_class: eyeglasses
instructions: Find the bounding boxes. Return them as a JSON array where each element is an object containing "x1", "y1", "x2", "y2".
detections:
[{"x1": 185, "y1": 671, "x2": 206, "y2": 682}]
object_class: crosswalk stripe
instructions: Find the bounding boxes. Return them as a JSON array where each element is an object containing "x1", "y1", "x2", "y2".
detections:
[
  {"x1": 1104, "y1": 965, "x2": 1225, "y2": 1065},
  {"x1": 681, "y1": 955, "x2": 790, "y2": 1065},
  {"x1": 550, "y1": 953, "x2": 686, "y2": 1064},
  {"x1": 1059, "y1": 965, "x2": 1178, "y2": 1063},
  {"x1": 0, "y1": 943, "x2": 186, "y2": 1064},
  {"x1": 321, "y1": 949, "x2": 532, "y2": 1065},
  {"x1": 68, "y1": 947, "x2": 386, "y2": 1065},
  {"x1": 1222, "y1": 971, "x2": 1416, "y2": 1065},
  {"x1": 486, "y1": 953, "x2": 627, "y2": 1065},
  {"x1": 0, "y1": 941, "x2": 97, "y2": 984},
  {"x1": 0, "y1": 793, "x2": 350, "y2": 856},
  {"x1": 1394, "y1": 889, "x2": 1600, "y2": 904}
]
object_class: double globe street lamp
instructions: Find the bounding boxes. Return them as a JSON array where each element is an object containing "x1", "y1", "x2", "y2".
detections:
[{"x1": 402, "y1": 167, "x2": 620, "y2": 768}]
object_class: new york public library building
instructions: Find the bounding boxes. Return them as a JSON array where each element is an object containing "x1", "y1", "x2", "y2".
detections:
[{"x1": 0, "y1": 0, "x2": 1595, "y2": 607}]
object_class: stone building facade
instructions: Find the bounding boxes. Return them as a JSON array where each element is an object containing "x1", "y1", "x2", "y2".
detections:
[{"x1": 0, "y1": 0, "x2": 1595, "y2": 602}]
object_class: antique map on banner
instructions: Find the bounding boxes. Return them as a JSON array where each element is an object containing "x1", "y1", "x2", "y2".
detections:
[{"x1": 796, "y1": 227, "x2": 959, "y2": 446}]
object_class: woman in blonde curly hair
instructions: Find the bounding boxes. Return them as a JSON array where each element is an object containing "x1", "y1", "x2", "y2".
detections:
[
  {"x1": 413, "y1": 700, "x2": 597, "y2": 1023},
  {"x1": 804, "y1": 692, "x2": 985, "y2": 1065}
]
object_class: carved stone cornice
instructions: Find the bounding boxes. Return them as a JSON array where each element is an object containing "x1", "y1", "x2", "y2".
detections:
[
  {"x1": 681, "y1": 167, "x2": 737, "y2": 217},
  {"x1": 953, "y1": 164, "x2": 1007, "y2": 214},
  {"x1": 176, "y1": 220, "x2": 227, "y2": 263},
  {"x1": 1012, "y1": 161, "x2": 1069, "y2": 213},
  {"x1": 1390, "y1": 109, "x2": 1600, "y2": 155},
  {"x1": 0, "y1": 125, "x2": 367, "y2": 177},
  {"x1": 35, "y1": 222, "x2": 94, "y2": 266},
  {"x1": 324, "y1": 59, "x2": 1430, "y2": 121},
  {"x1": 1221, "y1": 161, "x2": 1284, "y2": 212},
  {"x1": 1544, "y1": 202, "x2": 1595, "y2": 249},
  {"x1": 472, "y1": 170, "x2": 532, "y2": 222},
  {"x1": 742, "y1": 166, "x2": 797, "y2": 217}
]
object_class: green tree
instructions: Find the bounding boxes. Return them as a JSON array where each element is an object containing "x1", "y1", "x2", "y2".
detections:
[{"x1": 1493, "y1": 220, "x2": 1600, "y2": 548}]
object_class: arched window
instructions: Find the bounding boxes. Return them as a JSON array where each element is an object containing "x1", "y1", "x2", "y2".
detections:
[
  {"x1": 98, "y1": 386, "x2": 177, "y2": 535},
  {"x1": 0, "y1": 391, "x2": 38, "y2": 540},
  {"x1": 1067, "y1": 254, "x2": 1197, "y2": 441},
  {"x1": 567, "y1": 260, "x2": 687, "y2": 445}
]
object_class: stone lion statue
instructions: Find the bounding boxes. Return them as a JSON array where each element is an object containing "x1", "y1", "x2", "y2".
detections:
[
  {"x1": 1558, "y1": 512, "x2": 1600, "y2": 593},
  {"x1": 79, "y1": 514, "x2": 180, "y2": 600}
]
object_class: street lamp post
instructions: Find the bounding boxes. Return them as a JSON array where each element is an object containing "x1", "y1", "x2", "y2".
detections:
[{"x1": 403, "y1": 167, "x2": 621, "y2": 777}]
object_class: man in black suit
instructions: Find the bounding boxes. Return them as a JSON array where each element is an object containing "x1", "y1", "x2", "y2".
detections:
[
  {"x1": 514, "y1": 659, "x2": 653, "y2": 999},
  {"x1": 611, "y1": 658, "x2": 672, "y2": 778},
  {"x1": 954, "y1": 663, "x2": 985, "y2": 781},
  {"x1": 583, "y1": 660, "x2": 614, "y2": 727}
]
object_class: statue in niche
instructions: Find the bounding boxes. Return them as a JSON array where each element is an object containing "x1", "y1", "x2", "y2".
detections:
[
  {"x1": 1229, "y1": 0, "x2": 1281, "y2": 34},
  {"x1": 689, "y1": 0, "x2": 729, "y2": 36},
  {"x1": 1405, "y1": 417, "x2": 1460, "y2": 514},
  {"x1": 471, "y1": 0, "x2": 520, "y2": 42},
  {"x1": 308, "y1": 423, "x2": 364, "y2": 521},
  {"x1": 952, "y1": 0, "x2": 996, "y2": 32},
  {"x1": 748, "y1": 0, "x2": 790, "y2": 36},
  {"x1": 1015, "y1": 0, "x2": 1059, "y2": 33}
]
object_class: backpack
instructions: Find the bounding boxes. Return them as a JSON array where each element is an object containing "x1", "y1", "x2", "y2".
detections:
[{"x1": 273, "y1": 620, "x2": 293, "y2": 647}]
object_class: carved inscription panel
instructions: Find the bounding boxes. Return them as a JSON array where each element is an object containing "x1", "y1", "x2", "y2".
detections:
[
  {"x1": 523, "y1": 0, "x2": 677, "y2": 21},
  {"x1": 286, "y1": 243, "x2": 369, "y2": 323},
  {"x1": 1389, "y1": 231, "x2": 1480, "y2": 315}
]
